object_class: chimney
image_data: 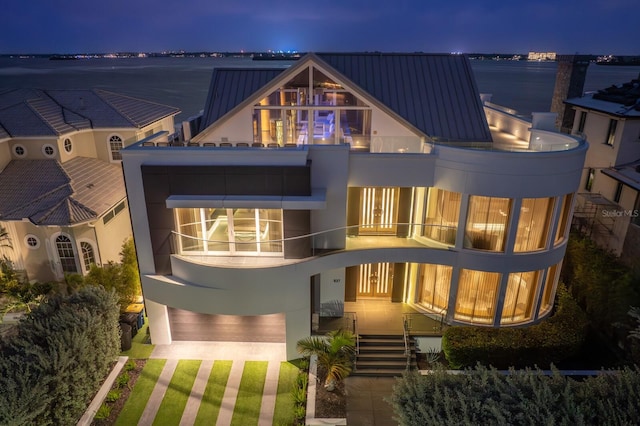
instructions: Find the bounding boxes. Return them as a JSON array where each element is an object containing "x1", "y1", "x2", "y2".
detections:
[{"x1": 550, "y1": 55, "x2": 591, "y2": 133}]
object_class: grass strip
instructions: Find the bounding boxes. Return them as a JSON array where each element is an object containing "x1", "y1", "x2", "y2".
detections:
[
  {"x1": 194, "y1": 360, "x2": 233, "y2": 426},
  {"x1": 115, "y1": 359, "x2": 166, "y2": 426},
  {"x1": 230, "y1": 361, "x2": 269, "y2": 426},
  {"x1": 272, "y1": 362, "x2": 301, "y2": 426},
  {"x1": 152, "y1": 359, "x2": 202, "y2": 426}
]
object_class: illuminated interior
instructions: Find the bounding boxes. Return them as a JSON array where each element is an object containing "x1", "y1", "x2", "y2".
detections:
[
  {"x1": 252, "y1": 65, "x2": 371, "y2": 146},
  {"x1": 420, "y1": 188, "x2": 461, "y2": 245},
  {"x1": 464, "y1": 196, "x2": 511, "y2": 251},
  {"x1": 554, "y1": 193, "x2": 573, "y2": 244},
  {"x1": 500, "y1": 270, "x2": 541, "y2": 324},
  {"x1": 175, "y1": 208, "x2": 283, "y2": 256},
  {"x1": 357, "y1": 263, "x2": 393, "y2": 297},
  {"x1": 514, "y1": 197, "x2": 554, "y2": 252},
  {"x1": 454, "y1": 269, "x2": 501, "y2": 324},
  {"x1": 417, "y1": 263, "x2": 452, "y2": 313},
  {"x1": 538, "y1": 263, "x2": 560, "y2": 316}
]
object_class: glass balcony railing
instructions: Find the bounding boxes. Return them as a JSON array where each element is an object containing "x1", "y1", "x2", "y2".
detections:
[{"x1": 169, "y1": 223, "x2": 456, "y2": 260}]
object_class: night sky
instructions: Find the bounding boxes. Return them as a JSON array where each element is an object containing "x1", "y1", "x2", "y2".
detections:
[{"x1": 2, "y1": 0, "x2": 638, "y2": 55}]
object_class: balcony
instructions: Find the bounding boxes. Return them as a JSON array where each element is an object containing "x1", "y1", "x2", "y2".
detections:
[{"x1": 169, "y1": 224, "x2": 454, "y2": 269}]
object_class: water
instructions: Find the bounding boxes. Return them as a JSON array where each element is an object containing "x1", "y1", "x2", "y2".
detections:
[{"x1": 1, "y1": 56, "x2": 639, "y2": 123}]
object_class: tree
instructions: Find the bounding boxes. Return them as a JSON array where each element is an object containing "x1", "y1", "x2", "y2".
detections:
[
  {"x1": 0, "y1": 226, "x2": 12, "y2": 249},
  {"x1": 296, "y1": 329, "x2": 356, "y2": 391},
  {"x1": 83, "y1": 238, "x2": 141, "y2": 310}
]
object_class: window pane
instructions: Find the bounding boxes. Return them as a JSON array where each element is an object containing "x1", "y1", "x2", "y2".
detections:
[
  {"x1": 501, "y1": 271, "x2": 540, "y2": 324},
  {"x1": 464, "y1": 196, "x2": 511, "y2": 251},
  {"x1": 81, "y1": 242, "x2": 96, "y2": 271},
  {"x1": 203, "y1": 208, "x2": 230, "y2": 252},
  {"x1": 56, "y1": 235, "x2": 77, "y2": 273},
  {"x1": 176, "y1": 208, "x2": 204, "y2": 252},
  {"x1": 454, "y1": 269, "x2": 501, "y2": 324},
  {"x1": 232, "y1": 209, "x2": 258, "y2": 252},
  {"x1": 418, "y1": 264, "x2": 452, "y2": 312},
  {"x1": 422, "y1": 188, "x2": 460, "y2": 245},
  {"x1": 514, "y1": 198, "x2": 554, "y2": 252},
  {"x1": 555, "y1": 194, "x2": 573, "y2": 243},
  {"x1": 258, "y1": 209, "x2": 282, "y2": 253},
  {"x1": 538, "y1": 263, "x2": 560, "y2": 317}
]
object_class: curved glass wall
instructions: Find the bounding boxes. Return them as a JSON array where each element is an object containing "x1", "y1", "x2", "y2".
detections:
[
  {"x1": 500, "y1": 270, "x2": 541, "y2": 324},
  {"x1": 464, "y1": 196, "x2": 511, "y2": 251},
  {"x1": 514, "y1": 198, "x2": 554, "y2": 252},
  {"x1": 538, "y1": 263, "x2": 560, "y2": 317},
  {"x1": 421, "y1": 189, "x2": 461, "y2": 245},
  {"x1": 454, "y1": 269, "x2": 501, "y2": 324},
  {"x1": 417, "y1": 264, "x2": 452, "y2": 313},
  {"x1": 555, "y1": 194, "x2": 573, "y2": 244}
]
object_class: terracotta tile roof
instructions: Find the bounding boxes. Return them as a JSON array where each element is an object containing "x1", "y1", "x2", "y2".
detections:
[
  {"x1": 0, "y1": 89, "x2": 180, "y2": 137},
  {"x1": 0, "y1": 157, "x2": 125, "y2": 225}
]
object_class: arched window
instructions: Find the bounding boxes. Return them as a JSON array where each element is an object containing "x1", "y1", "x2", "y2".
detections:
[
  {"x1": 55, "y1": 234, "x2": 78, "y2": 273},
  {"x1": 109, "y1": 135, "x2": 123, "y2": 161},
  {"x1": 81, "y1": 241, "x2": 96, "y2": 272}
]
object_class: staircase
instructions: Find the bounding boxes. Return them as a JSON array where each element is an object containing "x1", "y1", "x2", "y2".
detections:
[{"x1": 353, "y1": 334, "x2": 416, "y2": 377}]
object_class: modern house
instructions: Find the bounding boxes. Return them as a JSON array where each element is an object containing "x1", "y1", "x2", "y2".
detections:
[
  {"x1": 0, "y1": 89, "x2": 179, "y2": 282},
  {"x1": 121, "y1": 53, "x2": 587, "y2": 360},
  {"x1": 565, "y1": 76, "x2": 640, "y2": 264}
]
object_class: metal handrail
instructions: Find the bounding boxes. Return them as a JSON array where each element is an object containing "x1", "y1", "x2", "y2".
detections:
[{"x1": 402, "y1": 317, "x2": 411, "y2": 370}]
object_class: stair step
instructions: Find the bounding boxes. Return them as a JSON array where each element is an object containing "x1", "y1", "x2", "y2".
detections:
[
  {"x1": 359, "y1": 339, "x2": 406, "y2": 346},
  {"x1": 356, "y1": 360, "x2": 409, "y2": 368},
  {"x1": 352, "y1": 368, "x2": 414, "y2": 377},
  {"x1": 357, "y1": 353, "x2": 410, "y2": 361}
]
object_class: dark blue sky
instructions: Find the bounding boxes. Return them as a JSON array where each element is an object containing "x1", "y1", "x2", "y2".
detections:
[{"x1": 2, "y1": 0, "x2": 637, "y2": 54}]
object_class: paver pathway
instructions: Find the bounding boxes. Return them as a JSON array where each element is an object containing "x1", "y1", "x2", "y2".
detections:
[
  {"x1": 179, "y1": 359, "x2": 214, "y2": 426},
  {"x1": 215, "y1": 360, "x2": 245, "y2": 426},
  {"x1": 138, "y1": 358, "x2": 178, "y2": 426},
  {"x1": 258, "y1": 360, "x2": 280, "y2": 425}
]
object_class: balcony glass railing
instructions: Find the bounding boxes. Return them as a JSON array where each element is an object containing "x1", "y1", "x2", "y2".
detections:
[{"x1": 169, "y1": 223, "x2": 456, "y2": 258}]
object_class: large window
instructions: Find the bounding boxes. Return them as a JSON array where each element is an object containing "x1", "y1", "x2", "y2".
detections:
[
  {"x1": 55, "y1": 234, "x2": 77, "y2": 273},
  {"x1": 109, "y1": 135, "x2": 123, "y2": 161},
  {"x1": 514, "y1": 198, "x2": 554, "y2": 252},
  {"x1": 418, "y1": 264, "x2": 452, "y2": 313},
  {"x1": 175, "y1": 208, "x2": 283, "y2": 256},
  {"x1": 252, "y1": 65, "x2": 371, "y2": 146},
  {"x1": 81, "y1": 241, "x2": 97, "y2": 272},
  {"x1": 454, "y1": 269, "x2": 501, "y2": 324},
  {"x1": 555, "y1": 194, "x2": 573, "y2": 244},
  {"x1": 421, "y1": 188, "x2": 460, "y2": 245},
  {"x1": 501, "y1": 271, "x2": 540, "y2": 324},
  {"x1": 464, "y1": 196, "x2": 511, "y2": 252},
  {"x1": 538, "y1": 263, "x2": 560, "y2": 317}
]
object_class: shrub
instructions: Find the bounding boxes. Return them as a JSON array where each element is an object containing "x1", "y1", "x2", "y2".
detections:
[
  {"x1": 94, "y1": 404, "x2": 112, "y2": 420},
  {"x1": 388, "y1": 366, "x2": 640, "y2": 426},
  {"x1": 442, "y1": 284, "x2": 588, "y2": 369},
  {"x1": 105, "y1": 389, "x2": 122, "y2": 403},
  {"x1": 0, "y1": 286, "x2": 120, "y2": 425},
  {"x1": 291, "y1": 385, "x2": 307, "y2": 406},
  {"x1": 125, "y1": 360, "x2": 136, "y2": 371},
  {"x1": 116, "y1": 372, "x2": 130, "y2": 389}
]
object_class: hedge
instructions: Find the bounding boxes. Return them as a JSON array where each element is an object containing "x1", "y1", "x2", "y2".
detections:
[
  {"x1": 388, "y1": 365, "x2": 640, "y2": 426},
  {"x1": 442, "y1": 284, "x2": 588, "y2": 369},
  {"x1": 0, "y1": 286, "x2": 120, "y2": 425}
]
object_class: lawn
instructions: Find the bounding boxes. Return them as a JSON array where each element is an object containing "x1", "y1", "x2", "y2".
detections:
[
  {"x1": 115, "y1": 359, "x2": 166, "y2": 426},
  {"x1": 194, "y1": 361, "x2": 233, "y2": 425},
  {"x1": 153, "y1": 360, "x2": 202, "y2": 425},
  {"x1": 272, "y1": 362, "x2": 300, "y2": 426},
  {"x1": 120, "y1": 319, "x2": 155, "y2": 359},
  {"x1": 230, "y1": 361, "x2": 269, "y2": 426}
]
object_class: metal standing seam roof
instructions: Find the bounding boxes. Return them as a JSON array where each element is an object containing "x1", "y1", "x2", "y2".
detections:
[
  {"x1": 315, "y1": 53, "x2": 492, "y2": 142},
  {"x1": 0, "y1": 157, "x2": 126, "y2": 225},
  {"x1": 197, "y1": 53, "x2": 491, "y2": 143},
  {"x1": 199, "y1": 68, "x2": 286, "y2": 133},
  {"x1": 0, "y1": 88, "x2": 180, "y2": 137}
]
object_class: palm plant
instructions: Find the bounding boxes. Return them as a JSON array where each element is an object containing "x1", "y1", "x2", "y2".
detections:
[{"x1": 296, "y1": 329, "x2": 356, "y2": 391}]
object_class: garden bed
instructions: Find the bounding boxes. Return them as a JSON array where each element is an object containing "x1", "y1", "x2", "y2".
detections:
[{"x1": 91, "y1": 359, "x2": 146, "y2": 425}]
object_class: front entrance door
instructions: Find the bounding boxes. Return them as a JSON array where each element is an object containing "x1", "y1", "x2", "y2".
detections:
[
  {"x1": 357, "y1": 263, "x2": 393, "y2": 298},
  {"x1": 358, "y1": 187, "x2": 399, "y2": 235}
]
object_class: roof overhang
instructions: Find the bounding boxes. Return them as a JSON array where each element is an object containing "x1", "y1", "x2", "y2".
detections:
[{"x1": 165, "y1": 189, "x2": 326, "y2": 210}]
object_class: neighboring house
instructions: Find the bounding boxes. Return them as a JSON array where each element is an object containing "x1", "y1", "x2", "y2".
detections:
[
  {"x1": 564, "y1": 76, "x2": 640, "y2": 263},
  {"x1": 0, "y1": 89, "x2": 179, "y2": 282},
  {"x1": 121, "y1": 53, "x2": 587, "y2": 359}
]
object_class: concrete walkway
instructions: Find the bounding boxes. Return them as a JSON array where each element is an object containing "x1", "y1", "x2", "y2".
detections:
[
  {"x1": 138, "y1": 359, "x2": 178, "y2": 426},
  {"x1": 345, "y1": 377, "x2": 397, "y2": 426},
  {"x1": 179, "y1": 359, "x2": 214, "y2": 426}
]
